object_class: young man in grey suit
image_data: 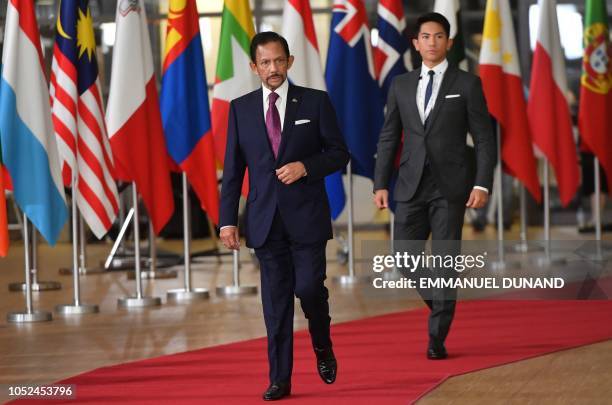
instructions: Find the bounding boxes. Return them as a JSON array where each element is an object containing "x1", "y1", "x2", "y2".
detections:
[{"x1": 373, "y1": 12, "x2": 496, "y2": 359}]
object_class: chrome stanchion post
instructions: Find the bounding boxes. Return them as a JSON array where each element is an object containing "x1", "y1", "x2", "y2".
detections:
[
  {"x1": 9, "y1": 219, "x2": 61, "y2": 291},
  {"x1": 59, "y1": 214, "x2": 104, "y2": 275},
  {"x1": 383, "y1": 211, "x2": 401, "y2": 281},
  {"x1": 118, "y1": 184, "x2": 161, "y2": 308},
  {"x1": 491, "y1": 125, "x2": 520, "y2": 271},
  {"x1": 533, "y1": 160, "x2": 566, "y2": 267},
  {"x1": 7, "y1": 216, "x2": 52, "y2": 323},
  {"x1": 56, "y1": 183, "x2": 99, "y2": 315},
  {"x1": 216, "y1": 248, "x2": 258, "y2": 296},
  {"x1": 334, "y1": 160, "x2": 371, "y2": 285},
  {"x1": 167, "y1": 174, "x2": 209, "y2": 302},
  {"x1": 129, "y1": 219, "x2": 177, "y2": 280}
]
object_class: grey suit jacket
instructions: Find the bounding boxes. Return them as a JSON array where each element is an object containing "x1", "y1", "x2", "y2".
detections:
[{"x1": 374, "y1": 65, "x2": 496, "y2": 204}]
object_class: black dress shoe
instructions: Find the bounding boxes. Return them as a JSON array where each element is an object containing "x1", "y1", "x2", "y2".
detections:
[
  {"x1": 314, "y1": 347, "x2": 337, "y2": 384},
  {"x1": 262, "y1": 382, "x2": 291, "y2": 401},
  {"x1": 427, "y1": 347, "x2": 448, "y2": 360}
]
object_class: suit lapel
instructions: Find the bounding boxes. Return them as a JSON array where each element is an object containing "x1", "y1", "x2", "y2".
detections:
[
  {"x1": 425, "y1": 65, "x2": 459, "y2": 135},
  {"x1": 408, "y1": 68, "x2": 424, "y2": 132},
  {"x1": 276, "y1": 84, "x2": 301, "y2": 163},
  {"x1": 253, "y1": 88, "x2": 277, "y2": 159}
]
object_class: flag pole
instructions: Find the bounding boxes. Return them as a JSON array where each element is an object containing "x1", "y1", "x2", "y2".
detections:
[
  {"x1": 128, "y1": 220, "x2": 177, "y2": 280},
  {"x1": 7, "y1": 216, "x2": 52, "y2": 323},
  {"x1": 167, "y1": 173, "x2": 210, "y2": 301},
  {"x1": 59, "y1": 213, "x2": 105, "y2": 275},
  {"x1": 533, "y1": 159, "x2": 566, "y2": 267},
  {"x1": 216, "y1": 249, "x2": 258, "y2": 296},
  {"x1": 333, "y1": 160, "x2": 371, "y2": 285},
  {"x1": 492, "y1": 124, "x2": 520, "y2": 271},
  {"x1": 118, "y1": 184, "x2": 161, "y2": 308},
  {"x1": 588, "y1": 157, "x2": 607, "y2": 260},
  {"x1": 513, "y1": 185, "x2": 542, "y2": 253},
  {"x1": 56, "y1": 180, "x2": 99, "y2": 315},
  {"x1": 383, "y1": 211, "x2": 401, "y2": 281},
  {"x1": 8, "y1": 218, "x2": 62, "y2": 292},
  {"x1": 104, "y1": 207, "x2": 134, "y2": 270}
]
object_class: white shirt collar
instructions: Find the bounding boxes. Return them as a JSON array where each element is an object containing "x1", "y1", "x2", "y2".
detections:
[
  {"x1": 421, "y1": 59, "x2": 449, "y2": 78},
  {"x1": 262, "y1": 79, "x2": 289, "y2": 104}
]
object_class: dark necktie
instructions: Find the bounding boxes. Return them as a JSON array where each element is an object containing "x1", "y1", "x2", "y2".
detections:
[
  {"x1": 424, "y1": 70, "x2": 435, "y2": 116},
  {"x1": 266, "y1": 91, "x2": 281, "y2": 158}
]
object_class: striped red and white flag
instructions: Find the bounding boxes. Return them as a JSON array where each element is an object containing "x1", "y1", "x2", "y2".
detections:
[{"x1": 50, "y1": 0, "x2": 119, "y2": 238}]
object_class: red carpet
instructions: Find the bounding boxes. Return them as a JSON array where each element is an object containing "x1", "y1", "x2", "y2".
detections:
[{"x1": 11, "y1": 300, "x2": 612, "y2": 404}]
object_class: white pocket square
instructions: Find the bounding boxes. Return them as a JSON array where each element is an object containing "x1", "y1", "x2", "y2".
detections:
[
  {"x1": 295, "y1": 119, "x2": 311, "y2": 125},
  {"x1": 445, "y1": 94, "x2": 461, "y2": 99}
]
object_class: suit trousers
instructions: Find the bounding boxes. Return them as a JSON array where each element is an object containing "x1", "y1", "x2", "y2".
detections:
[
  {"x1": 394, "y1": 165, "x2": 465, "y2": 350},
  {"x1": 254, "y1": 209, "x2": 332, "y2": 383}
]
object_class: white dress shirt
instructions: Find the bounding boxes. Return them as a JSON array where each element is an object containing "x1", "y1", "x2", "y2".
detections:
[
  {"x1": 417, "y1": 59, "x2": 448, "y2": 124},
  {"x1": 416, "y1": 59, "x2": 488, "y2": 194},
  {"x1": 262, "y1": 78, "x2": 289, "y2": 131}
]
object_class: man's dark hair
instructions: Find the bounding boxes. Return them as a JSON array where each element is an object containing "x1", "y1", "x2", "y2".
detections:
[
  {"x1": 415, "y1": 12, "x2": 451, "y2": 38},
  {"x1": 249, "y1": 31, "x2": 291, "y2": 63}
]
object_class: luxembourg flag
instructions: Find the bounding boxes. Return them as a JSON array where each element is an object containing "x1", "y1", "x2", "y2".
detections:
[
  {"x1": 0, "y1": 0, "x2": 68, "y2": 245},
  {"x1": 282, "y1": 0, "x2": 326, "y2": 91},
  {"x1": 527, "y1": 0, "x2": 579, "y2": 206},
  {"x1": 106, "y1": 0, "x2": 175, "y2": 234}
]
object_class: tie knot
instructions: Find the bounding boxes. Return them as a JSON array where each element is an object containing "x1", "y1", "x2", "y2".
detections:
[
  {"x1": 268, "y1": 91, "x2": 279, "y2": 104},
  {"x1": 428, "y1": 70, "x2": 435, "y2": 77}
]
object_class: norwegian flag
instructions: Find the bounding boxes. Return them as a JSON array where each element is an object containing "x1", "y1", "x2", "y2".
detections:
[
  {"x1": 50, "y1": 0, "x2": 119, "y2": 238},
  {"x1": 374, "y1": 0, "x2": 412, "y2": 101}
]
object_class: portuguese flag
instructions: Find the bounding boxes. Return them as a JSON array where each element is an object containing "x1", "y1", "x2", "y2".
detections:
[
  {"x1": 211, "y1": 0, "x2": 259, "y2": 170},
  {"x1": 0, "y1": 138, "x2": 9, "y2": 257},
  {"x1": 579, "y1": 0, "x2": 612, "y2": 193}
]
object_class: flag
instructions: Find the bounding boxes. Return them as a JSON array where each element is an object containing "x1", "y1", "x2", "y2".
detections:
[
  {"x1": 374, "y1": 0, "x2": 411, "y2": 100},
  {"x1": 479, "y1": 0, "x2": 541, "y2": 202},
  {"x1": 325, "y1": 0, "x2": 384, "y2": 219},
  {"x1": 160, "y1": 0, "x2": 219, "y2": 225},
  {"x1": 106, "y1": 0, "x2": 174, "y2": 234},
  {"x1": 527, "y1": 0, "x2": 579, "y2": 206},
  {"x1": 282, "y1": 0, "x2": 326, "y2": 91},
  {"x1": 0, "y1": 0, "x2": 68, "y2": 245},
  {"x1": 578, "y1": 0, "x2": 612, "y2": 193},
  {"x1": 434, "y1": 0, "x2": 466, "y2": 69},
  {"x1": 50, "y1": 0, "x2": 120, "y2": 239},
  {"x1": 211, "y1": 0, "x2": 259, "y2": 169},
  {"x1": 0, "y1": 140, "x2": 8, "y2": 257}
]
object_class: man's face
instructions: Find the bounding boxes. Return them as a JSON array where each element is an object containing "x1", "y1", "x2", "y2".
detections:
[
  {"x1": 412, "y1": 21, "x2": 453, "y2": 66},
  {"x1": 250, "y1": 41, "x2": 294, "y2": 90}
]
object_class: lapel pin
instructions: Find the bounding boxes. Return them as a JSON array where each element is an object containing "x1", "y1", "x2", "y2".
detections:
[{"x1": 292, "y1": 98, "x2": 298, "y2": 103}]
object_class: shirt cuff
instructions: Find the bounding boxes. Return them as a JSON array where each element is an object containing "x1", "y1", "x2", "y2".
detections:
[
  {"x1": 220, "y1": 225, "x2": 236, "y2": 231},
  {"x1": 473, "y1": 186, "x2": 489, "y2": 193}
]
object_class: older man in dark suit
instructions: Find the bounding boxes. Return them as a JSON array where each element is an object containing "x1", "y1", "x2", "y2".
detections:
[{"x1": 219, "y1": 32, "x2": 349, "y2": 401}]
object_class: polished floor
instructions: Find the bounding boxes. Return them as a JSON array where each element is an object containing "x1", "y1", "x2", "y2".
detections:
[{"x1": 1, "y1": 225, "x2": 611, "y2": 404}]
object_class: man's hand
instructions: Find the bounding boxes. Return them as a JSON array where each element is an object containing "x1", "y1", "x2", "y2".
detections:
[
  {"x1": 219, "y1": 226, "x2": 240, "y2": 250},
  {"x1": 374, "y1": 189, "x2": 389, "y2": 210},
  {"x1": 276, "y1": 162, "x2": 306, "y2": 185},
  {"x1": 466, "y1": 188, "x2": 488, "y2": 209}
]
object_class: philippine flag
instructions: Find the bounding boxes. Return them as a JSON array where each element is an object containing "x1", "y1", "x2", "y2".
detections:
[{"x1": 0, "y1": 0, "x2": 68, "y2": 245}]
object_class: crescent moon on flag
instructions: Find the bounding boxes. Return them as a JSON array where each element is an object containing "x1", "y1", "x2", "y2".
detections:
[{"x1": 56, "y1": 0, "x2": 72, "y2": 40}]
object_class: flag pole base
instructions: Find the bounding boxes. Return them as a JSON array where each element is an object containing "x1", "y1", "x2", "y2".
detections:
[
  {"x1": 7, "y1": 310, "x2": 52, "y2": 323},
  {"x1": 59, "y1": 266, "x2": 105, "y2": 276},
  {"x1": 333, "y1": 275, "x2": 372, "y2": 286},
  {"x1": 117, "y1": 296, "x2": 161, "y2": 308},
  {"x1": 216, "y1": 285, "x2": 258, "y2": 297},
  {"x1": 513, "y1": 242, "x2": 543, "y2": 253},
  {"x1": 167, "y1": 288, "x2": 210, "y2": 302},
  {"x1": 490, "y1": 259, "x2": 521, "y2": 272},
  {"x1": 531, "y1": 255, "x2": 567, "y2": 268},
  {"x1": 55, "y1": 303, "x2": 99, "y2": 315},
  {"x1": 128, "y1": 269, "x2": 178, "y2": 280},
  {"x1": 8, "y1": 281, "x2": 61, "y2": 292}
]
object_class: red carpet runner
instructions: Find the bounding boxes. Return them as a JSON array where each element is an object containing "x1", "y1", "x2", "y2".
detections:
[{"x1": 12, "y1": 300, "x2": 612, "y2": 404}]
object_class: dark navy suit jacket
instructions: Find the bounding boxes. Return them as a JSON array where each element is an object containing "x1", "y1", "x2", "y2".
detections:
[{"x1": 219, "y1": 84, "x2": 349, "y2": 249}]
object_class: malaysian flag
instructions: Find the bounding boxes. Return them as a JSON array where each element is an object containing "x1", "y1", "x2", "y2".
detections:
[{"x1": 50, "y1": 0, "x2": 119, "y2": 238}]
